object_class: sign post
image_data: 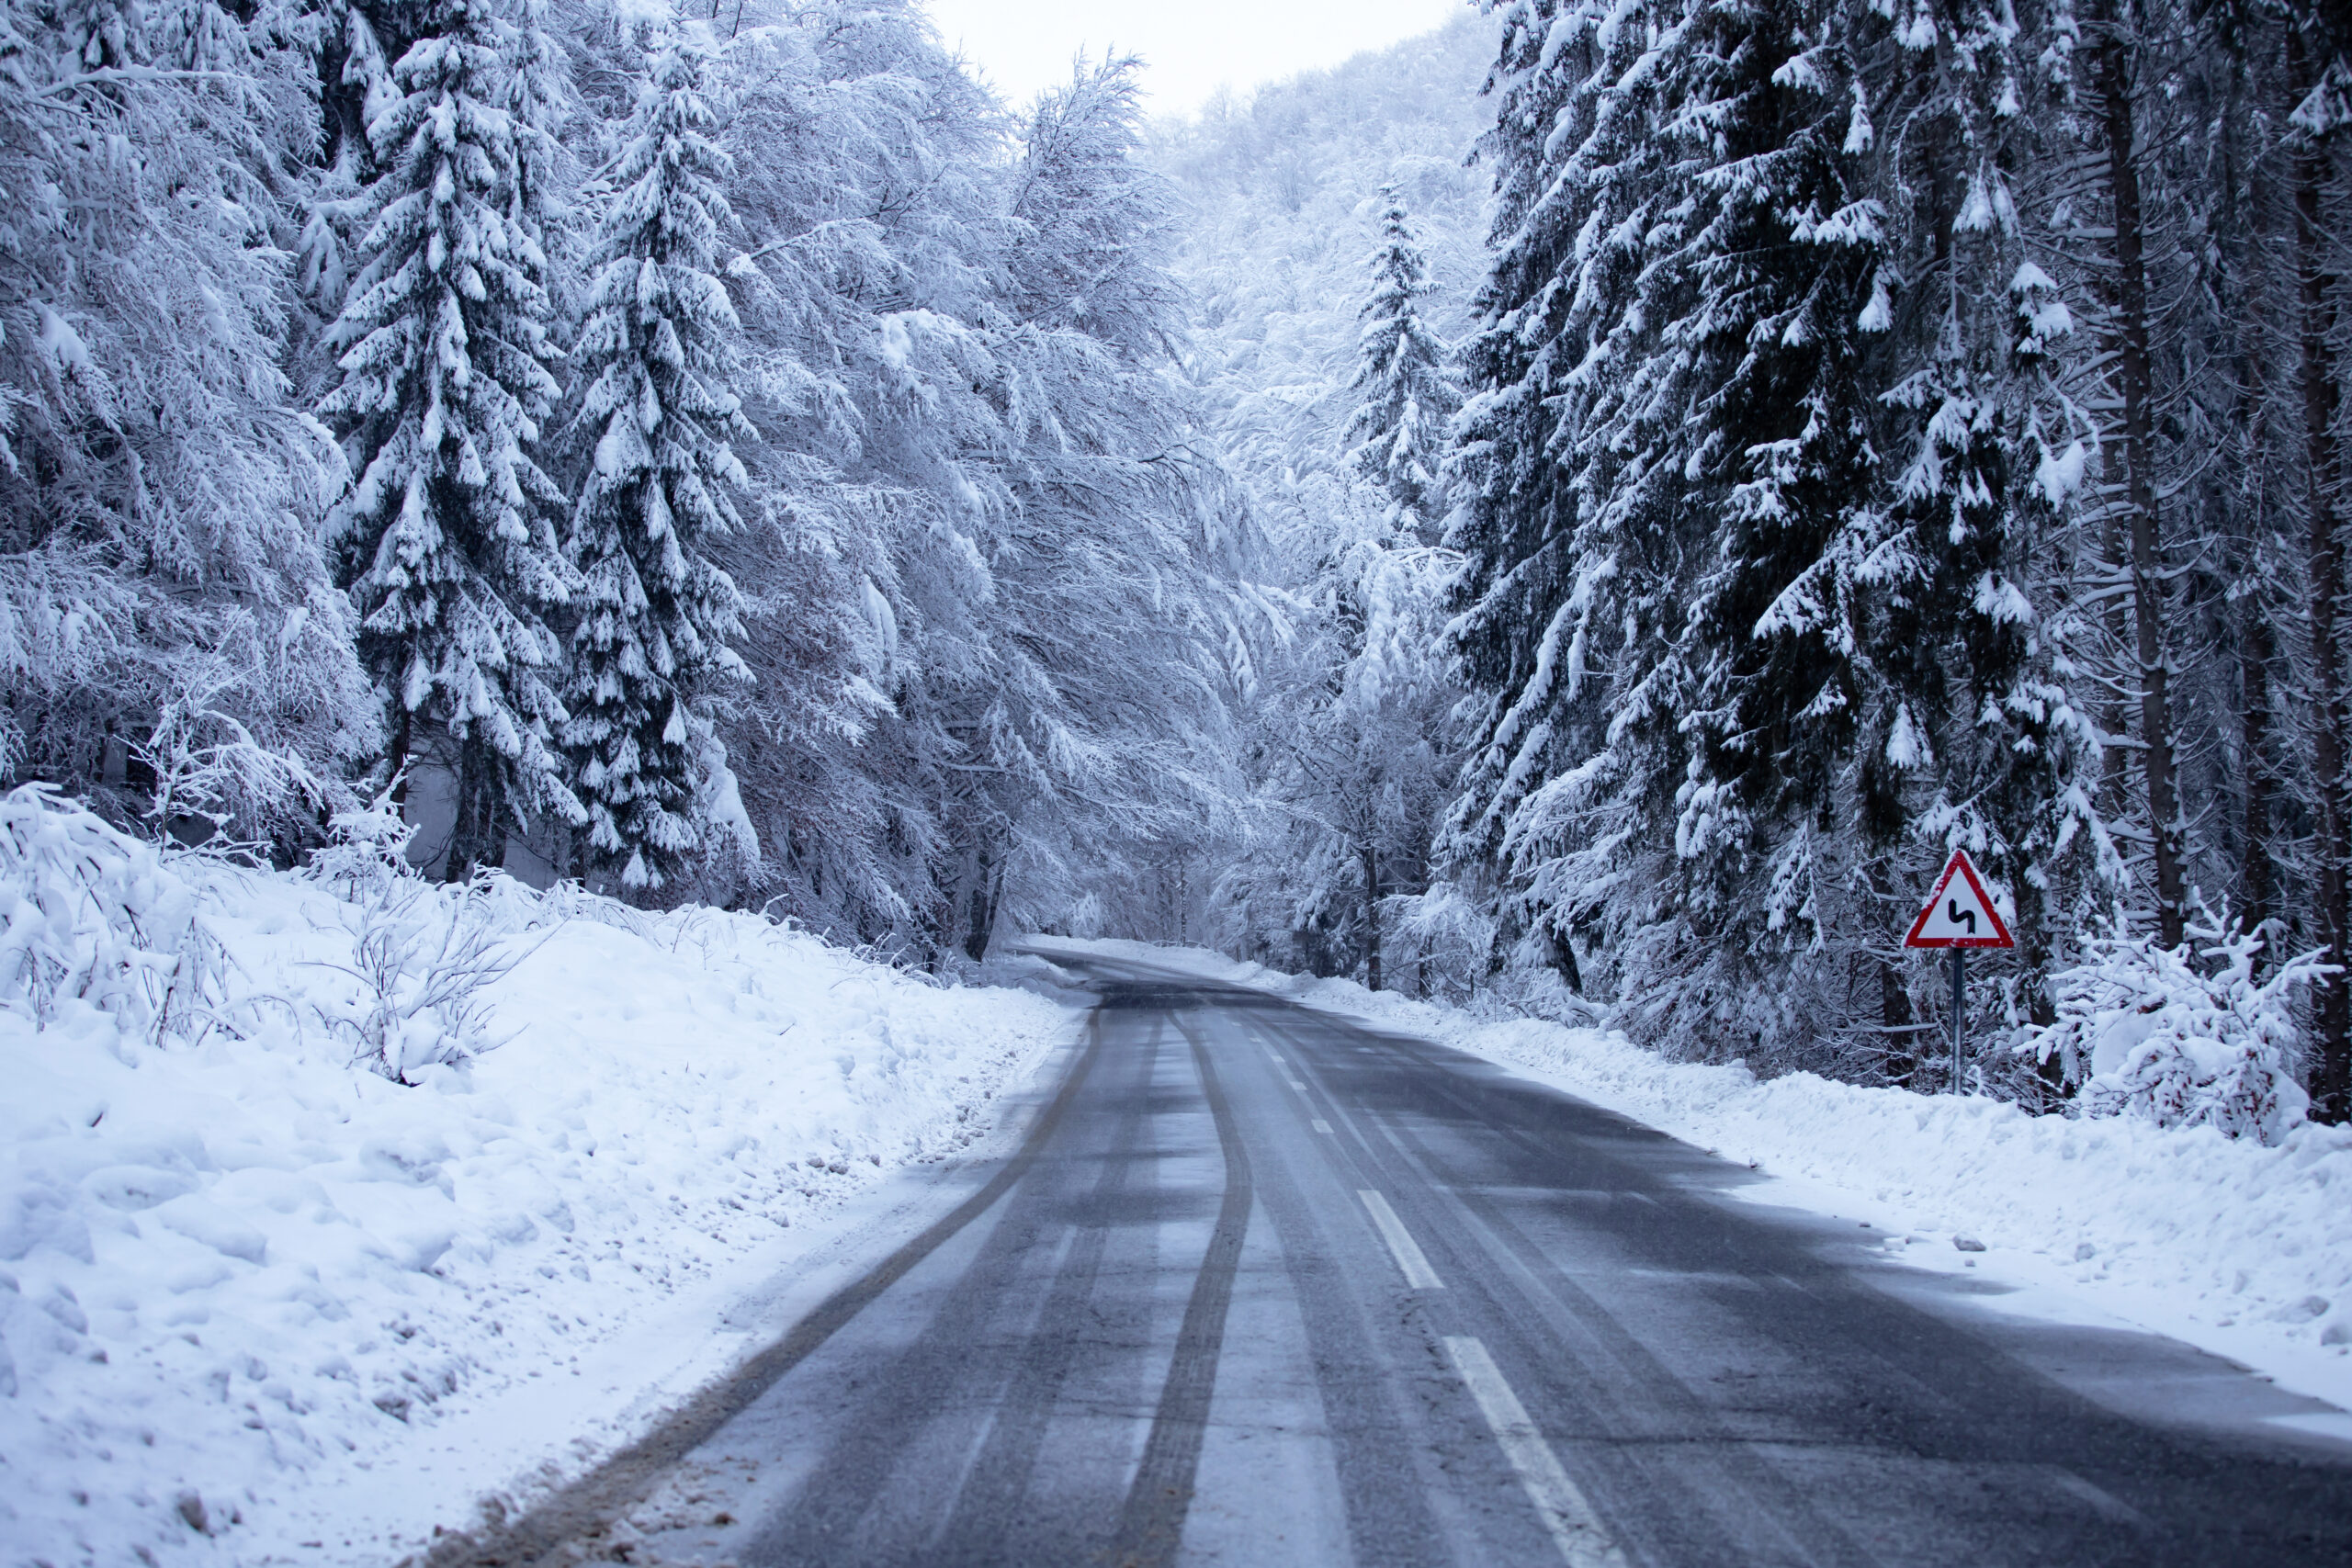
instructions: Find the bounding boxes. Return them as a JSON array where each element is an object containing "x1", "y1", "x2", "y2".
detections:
[{"x1": 1903, "y1": 849, "x2": 2015, "y2": 1092}]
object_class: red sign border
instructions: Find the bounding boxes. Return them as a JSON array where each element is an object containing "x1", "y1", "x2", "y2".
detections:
[{"x1": 1904, "y1": 849, "x2": 2016, "y2": 950}]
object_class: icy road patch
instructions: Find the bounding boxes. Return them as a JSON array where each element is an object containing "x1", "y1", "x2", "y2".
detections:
[{"x1": 1035, "y1": 938, "x2": 2352, "y2": 1423}]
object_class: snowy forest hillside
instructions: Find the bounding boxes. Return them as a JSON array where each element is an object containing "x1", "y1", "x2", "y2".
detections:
[
  {"x1": 8, "y1": 0, "x2": 2352, "y2": 1162},
  {"x1": 0, "y1": 0, "x2": 1239, "y2": 968},
  {"x1": 1150, "y1": 0, "x2": 2352, "y2": 1145},
  {"x1": 1148, "y1": 15, "x2": 1497, "y2": 987}
]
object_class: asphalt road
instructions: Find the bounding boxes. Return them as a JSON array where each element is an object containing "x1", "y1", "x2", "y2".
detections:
[{"x1": 445, "y1": 950, "x2": 2352, "y2": 1567}]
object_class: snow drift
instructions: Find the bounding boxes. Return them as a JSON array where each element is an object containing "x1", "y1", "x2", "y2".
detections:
[{"x1": 0, "y1": 787, "x2": 1072, "y2": 1567}]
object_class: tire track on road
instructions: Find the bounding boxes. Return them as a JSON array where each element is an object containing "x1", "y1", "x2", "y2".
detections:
[
  {"x1": 1109, "y1": 1014, "x2": 1252, "y2": 1568},
  {"x1": 418, "y1": 1014, "x2": 1109, "y2": 1568}
]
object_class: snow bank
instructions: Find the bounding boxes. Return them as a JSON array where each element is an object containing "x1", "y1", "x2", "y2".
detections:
[
  {"x1": 3, "y1": 794, "x2": 1072, "y2": 1568},
  {"x1": 1043, "y1": 938, "x2": 2352, "y2": 1412}
]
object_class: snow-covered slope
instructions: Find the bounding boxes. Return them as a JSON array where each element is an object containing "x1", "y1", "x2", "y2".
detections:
[
  {"x1": 1038, "y1": 939, "x2": 2352, "y2": 1421},
  {"x1": 0, "y1": 794, "x2": 1076, "y2": 1568}
]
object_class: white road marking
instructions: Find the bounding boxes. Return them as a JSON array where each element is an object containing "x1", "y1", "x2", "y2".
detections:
[
  {"x1": 1356, "y1": 1190, "x2": 1443, "y2": 1290},
  {"x1": 1312, "y1": 1119, "x2": 1334, "y2": 1134},
  {"x1": 1288, "y1": 1078, "x2": 1308, "y2": 1092},
  {"x1": 1444, "y1": 1336, "x2": 1628, "y2": 1568}
]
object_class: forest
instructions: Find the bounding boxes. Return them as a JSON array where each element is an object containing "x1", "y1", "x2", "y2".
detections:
[{"x1": 8, "y1": 0, "x2": 2352, "y2": 1134}]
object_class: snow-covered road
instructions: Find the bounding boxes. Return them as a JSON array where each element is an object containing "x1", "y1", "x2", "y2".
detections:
[{"x1": 421, "y1": 947, "x2": 2352, "y2": 1567}]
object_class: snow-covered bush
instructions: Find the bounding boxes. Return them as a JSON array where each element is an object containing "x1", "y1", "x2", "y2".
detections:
[
  {"x1": 303, "y1": 876, "x2": 548, "y2": 1083},
  {"x1": 0, "y1": 783, "x2": 214, "y2": 1045},
  {"x1": 299, "y1": 800, "x2": 558, "y2": 1082},
  {"x1": 1386, "y1": 883, "x2": 1494, "y2": 1000},
  {"x1": 133, "y1": 661, "x2": 343, "y2": 844},
  {"x1": 2021, "y1": 910, "x2": 2327, "y2": 1145},
  {"x1": 301, "y1": 781, "x2": 420, "y2": 897}
]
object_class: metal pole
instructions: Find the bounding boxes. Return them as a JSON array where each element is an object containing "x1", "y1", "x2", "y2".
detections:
[{"x1": 1950, "y1": 945, "x2": 1965, "y2": 1093}]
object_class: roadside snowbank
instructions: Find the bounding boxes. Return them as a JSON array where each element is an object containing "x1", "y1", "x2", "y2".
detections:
[
  {"x1": 3, "y1": 815, "x2": 1073, "y2": 1568},
  {"x1": 1039, "y1": 938, "x2": 2352, "y2": 1414}
]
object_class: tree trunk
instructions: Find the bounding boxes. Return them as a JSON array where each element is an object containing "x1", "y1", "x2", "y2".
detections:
[
  {"x1": 963, "y1": 840, "x2": 996, "y2": 962},
  {"x1": 1870, "y1": 863, "x2": 1917, "y2": 1087},
  {"x1": 2241, "y1": 603, "x2": 2276, "y2": 949},
  {"x1": 2100, "y1": 16, "x2": 2185, "y2": 949},
  {"x1": 1362, "y1": 841, "x2": 1383, "y2": 992},
  {"x1": 389, "y1": 706, "x2": 413, "y2": 806},
  {"x1": 2295, "y1": 28, "x2": 2352, "y2": 1123}
]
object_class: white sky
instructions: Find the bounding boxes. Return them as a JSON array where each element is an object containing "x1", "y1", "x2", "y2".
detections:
[{"x1": 922, "y1": 0, "x2": 1467, "y2": 118}]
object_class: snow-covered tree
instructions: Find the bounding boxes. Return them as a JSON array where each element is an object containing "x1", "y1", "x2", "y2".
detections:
[
  {"x1": 562, "y1": 34, "x2": 752, "y2": 893},
  {"x1": 701, "y1": 0, "x2": 1002, "y2": 940},
  {"x1": 1220, "y1": 179, "x2": 1466, "y2": 991},
  {"x1": 940, "y1": 53, "x2": 1241, "y2": 959},
  {"x1": 1444, "y1": 0, "x2": 1692, "y2": 1008},
  {"x1": 319, "y1": 0, "x2": 581, "y2": 876},
  {"x1": 700, "y1": 25, "x2": 1238, "y2": 957},
  {"x1": 1344, "y1": 189, "x2": 1457, "y2": 542},
  {"x1": 0, "y1": 0, "x2": 375, "y2": 834},
  {"x1": 1445, "y1": 0, "x2": 2109, "y2": 1073}
]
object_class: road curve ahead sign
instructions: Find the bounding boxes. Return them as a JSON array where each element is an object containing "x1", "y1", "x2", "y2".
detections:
[{"x1": 1904, "y1": 849, "x2": 2015, "y2": 950}]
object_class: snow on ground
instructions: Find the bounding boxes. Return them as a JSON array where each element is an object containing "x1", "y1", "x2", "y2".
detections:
[
  {"x1": 1034, "y1": 937, "x2": 2352, "y2": 1420},
  {"x1": 1, "y1": 800, "x2": 1077, "y2": 1568}
]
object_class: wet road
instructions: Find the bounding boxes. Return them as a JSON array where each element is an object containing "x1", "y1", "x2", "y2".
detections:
[{"x1": 448, "y1": 949, "x2": 2352, "y2": 1566}]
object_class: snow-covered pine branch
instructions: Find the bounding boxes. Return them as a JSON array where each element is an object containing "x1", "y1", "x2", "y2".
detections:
[
  {"x1": 319, "y1": 0, "x2": 581, "y2": 875},
  {"x1": 562, "y1": 33, "x2": 752, "y2": 895}
]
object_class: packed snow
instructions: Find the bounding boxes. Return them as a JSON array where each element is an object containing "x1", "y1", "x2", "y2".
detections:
[
  {"x1": 0, "y1": 790, "x2": 1076, "y2": 1567},
  {"x1": 1036, "y1": 939, "x2": 2352, "y2": 1419}
]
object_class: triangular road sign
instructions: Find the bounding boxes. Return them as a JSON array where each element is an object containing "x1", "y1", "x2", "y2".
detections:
[{"x1": 1904, "y1": 849, "x2": 2015, "y2": 949}]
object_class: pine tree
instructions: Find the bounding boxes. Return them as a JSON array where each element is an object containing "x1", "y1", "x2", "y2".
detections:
[
  {"x1": 1447, "y1": 0, "x2": 2110, "y2": 1072},
  {"x1": 319, "y1": 0, "x2": 580, "y2": 874},
  {"x1": 1344, "y1": 189, "x2": 1458, "y2": 543},
  {"x1": 1666, "y1": 0, "x2": 1888, "y2": 964},
  {"x1": 1444, "y1": 0, "x2": 1704, "y2": 1001},
  {"x1": 562, "y1": 35, "x2": 751, "y2": 893}
]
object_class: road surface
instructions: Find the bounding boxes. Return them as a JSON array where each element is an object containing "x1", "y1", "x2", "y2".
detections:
[{"x1": 434, "y1": 949, "x2": 2352, "y2": 1567}]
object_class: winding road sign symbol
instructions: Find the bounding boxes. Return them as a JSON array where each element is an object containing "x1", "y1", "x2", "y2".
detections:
[{"x1": 1904, "y1": 850, "x2": 2014, "y2": 950}]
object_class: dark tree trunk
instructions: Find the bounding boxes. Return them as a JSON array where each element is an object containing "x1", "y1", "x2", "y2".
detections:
[
  {"x1": 2242, "y1": 604, "x2": 2277, "y2": 946},
  {"x1": 2295, "y1": 28, "x2": 2352, "y2": 1122},
  {"x1": 1362, "y1": 842, "x2": 1382, "y2": 992},
  {"x1": 390, "y1": 707, "x2": 413, "y2": 804},
  {"x1": 963, "y1": 841, "x2": 997, "y2": 963},
  {"x1": 1865, "y1": 861, "x2": 1917, "y2": 1086},
  {"x1": 2100, "y1": 13, "x2": 2185, "y2": 949},
  {"x1": 446, "y1": 742, "x2": 491, "y2": 885}
]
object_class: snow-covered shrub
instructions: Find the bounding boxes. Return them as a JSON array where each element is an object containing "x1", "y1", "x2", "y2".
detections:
[
  {"x1": 0, "y1": 783, "x2": 214, "y2": 1043},
  {"x1": 2021, "y1": 909, "x2": 2326, "y2": 1144},
  {"x1": 302, "y1": 781, "x2": 419, "y2": 897},
  {"x1": 300, "y1": 806, "x2": 560, "y2": 1082},
  {"x1": 1387, "y1": 883, "x2": 1494, "y2": 1001},
  {"x1": 303, "y1": 872, "x2": 555, "y2": 1084},
  {"x1": 133, "y1": 660, "x2": 342, "y2": 845}
]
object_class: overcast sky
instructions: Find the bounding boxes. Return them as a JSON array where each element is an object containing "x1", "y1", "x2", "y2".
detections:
[{"x1": 921, "y1": 0, "x2": 1466, "y2": 118}]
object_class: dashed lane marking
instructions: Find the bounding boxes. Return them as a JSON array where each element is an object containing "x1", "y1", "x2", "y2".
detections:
[
  {"x1": 1312, "y1": 1119, "x2": 1334, "y2": 1134},
  {"x1": 1444, "y1": 1336, "x2": 1628, "y2": 1568},
  {"x1": 1356, "y1": 1190, "x2": 1443, "y2": 1290}
]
